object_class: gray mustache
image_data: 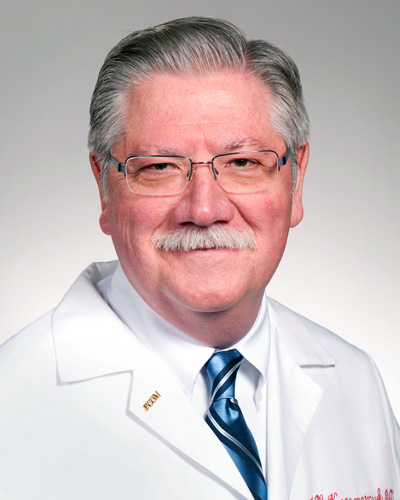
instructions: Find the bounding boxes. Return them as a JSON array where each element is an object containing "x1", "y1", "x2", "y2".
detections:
[{"x1": 151, "y1": 224, "x2": 257, "y2": 252}]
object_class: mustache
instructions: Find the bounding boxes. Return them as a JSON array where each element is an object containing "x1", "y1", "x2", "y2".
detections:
[{"x1": 151, "y1": 224, "x2": 257, "y2": 252}]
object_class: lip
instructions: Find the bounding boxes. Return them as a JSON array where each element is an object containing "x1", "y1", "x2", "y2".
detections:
[
  {"x1": 187, "y1": 247, "x2": 226, "y2": 251},
  {"x1": 164, "y1": 249, "x2": 240, "y2": 269}
]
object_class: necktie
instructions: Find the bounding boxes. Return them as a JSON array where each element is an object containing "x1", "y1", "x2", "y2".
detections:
[{"x1": 205, "y1": 349, "x2": 267, "y2": 500}]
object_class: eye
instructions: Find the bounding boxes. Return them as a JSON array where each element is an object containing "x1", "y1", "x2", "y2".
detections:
[
  {"x1": 150, "y1": 163, "x2": 171, "y2": 171},
  {"x1": 228, "y1": 157, "x2": 258, "y2": 168},
  {"x1": 138, "y1": 161, "x2": 182, "y2": 173}
]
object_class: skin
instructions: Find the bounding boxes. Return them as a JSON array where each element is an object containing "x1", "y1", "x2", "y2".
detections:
[{"x1": 90, "y1": 71, "x2": 309, "y2": 348}]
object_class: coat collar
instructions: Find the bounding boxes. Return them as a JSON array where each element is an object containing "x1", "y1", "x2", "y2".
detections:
[
  {"x1": 53, "y1": 263, "x2": 336, "y2": 383},
  {"x1": 52, "y1": 261, "x2": 153, "y2": 382},
  {"x1": 268, "y1": 297, "x2": 337, "y2": 368}
]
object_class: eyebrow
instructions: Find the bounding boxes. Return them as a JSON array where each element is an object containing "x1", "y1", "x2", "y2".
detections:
[
  {"x1": 127, "y1": 138, "x2": 270, "y2": 157},
  {"x1": 129, "y1": 145, "x2": 183, "y2": 156},
  {"x1": 221, "y1": 138, "x2": 269, "y2": 153}
]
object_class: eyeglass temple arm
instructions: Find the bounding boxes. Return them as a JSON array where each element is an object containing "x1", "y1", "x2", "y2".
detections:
[
  {"x1": 277, "y1": 147, "x2": 292, "y2": 171},
  {"x1": 110, "y1": 156, "x2": 126, "y2": 175}
]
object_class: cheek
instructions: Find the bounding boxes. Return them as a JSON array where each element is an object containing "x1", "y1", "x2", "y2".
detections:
[
  {"x1": 105, "y1": 172, "x2": 163, "y2": 233},
  {"x1": 251, "y1": 194, "x2": 292, "y2": 229},
  {"x1": 107, "y1": 196, "x2": 176, "y2": 256},
  {"x1": 247, "y1": 194, "x2": 293, "y2": 253}
]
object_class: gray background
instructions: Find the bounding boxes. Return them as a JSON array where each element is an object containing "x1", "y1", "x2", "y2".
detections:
[{"x1": 1, "y1": 0, "x2": 399, "y2": 420}]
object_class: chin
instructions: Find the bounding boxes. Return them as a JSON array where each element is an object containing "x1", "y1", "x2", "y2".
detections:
[{"x1": 172, "y1": 286, "x2": 248, "y2": 314}]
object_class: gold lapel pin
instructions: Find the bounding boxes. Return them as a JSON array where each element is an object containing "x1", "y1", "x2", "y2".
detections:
[{"x1": 142, "y1": 391, "x2": 161, "y2": 412}]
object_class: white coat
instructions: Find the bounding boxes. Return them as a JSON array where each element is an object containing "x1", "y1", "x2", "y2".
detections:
[{"x1": 0, "y1": 261, "x2": 399, "y2": 500}]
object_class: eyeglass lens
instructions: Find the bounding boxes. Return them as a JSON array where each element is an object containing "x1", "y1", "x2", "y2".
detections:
[{"x1": 125, "y1": 151, "x2": 279, "y2": 195}]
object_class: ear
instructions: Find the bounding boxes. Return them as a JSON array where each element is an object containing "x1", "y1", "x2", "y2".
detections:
[
  {"x1": 290, "y1": 142, "x2": 309, "y2": 228},
  {"x1": 89, "y1": 151, "x2": 111, "y2": 235}
]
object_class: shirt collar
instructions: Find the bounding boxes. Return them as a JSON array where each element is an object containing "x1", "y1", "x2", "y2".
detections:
[{"x1": 102, "y1": 264, "x2": 270, "y2": 398}]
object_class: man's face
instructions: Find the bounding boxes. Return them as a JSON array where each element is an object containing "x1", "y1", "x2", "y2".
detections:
[{"x1": 91, "y1": 71, "x2": 308, "y2": 336}]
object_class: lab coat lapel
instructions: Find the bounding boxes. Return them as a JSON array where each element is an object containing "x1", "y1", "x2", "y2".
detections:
[
  {"x1": 267, "y1": 327, "x2": 323, "y2": 499},
  {"x1": 128, "y1": 365, "x2": 251, "y2": 499},
  {"x1": 267, "y1": 299, "x2": 336, "y2": 499}
]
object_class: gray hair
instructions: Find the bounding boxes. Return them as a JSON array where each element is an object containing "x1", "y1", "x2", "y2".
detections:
[{"x1": 88, "y1": 17, "x2": 310, "y2": 193}]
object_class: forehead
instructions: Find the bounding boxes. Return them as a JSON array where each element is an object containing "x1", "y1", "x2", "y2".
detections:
[{"x1": 119, "y1": 71, "x2": 282, "y2": 155}]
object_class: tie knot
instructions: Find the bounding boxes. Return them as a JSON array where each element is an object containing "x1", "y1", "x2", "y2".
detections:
[{"x1": 205, "y1": 349, "x2": 243, "y2": 402}]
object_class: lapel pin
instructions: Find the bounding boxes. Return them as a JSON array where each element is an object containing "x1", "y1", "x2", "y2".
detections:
[{"x1": 142, "y1": 391, "x2": 161, "y2": 412}]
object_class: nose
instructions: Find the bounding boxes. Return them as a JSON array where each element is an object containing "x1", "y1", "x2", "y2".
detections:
[{"x1": 173, "y1": 163, "x2": 235, "y2": 227}]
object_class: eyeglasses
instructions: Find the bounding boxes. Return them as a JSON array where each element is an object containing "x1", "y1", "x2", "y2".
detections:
[{"x1": 110, "y1": 148, "x2": 291, "y2": 196}]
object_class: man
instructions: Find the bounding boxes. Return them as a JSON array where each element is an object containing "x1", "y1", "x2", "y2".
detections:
[{"x1": 0, "y1": 17, "x2": 398, "y2": 500}]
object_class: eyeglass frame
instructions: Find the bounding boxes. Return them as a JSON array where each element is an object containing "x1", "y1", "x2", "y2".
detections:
[{"x1": 109, "y1": 147, "x2": 292, "y2": 196}]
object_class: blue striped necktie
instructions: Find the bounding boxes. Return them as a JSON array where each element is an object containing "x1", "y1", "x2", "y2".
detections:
[{"x1": 205, "y1": 349, "x2": 267, "y2": 500}]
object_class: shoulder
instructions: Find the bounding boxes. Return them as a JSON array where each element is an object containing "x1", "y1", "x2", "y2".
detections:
[
  {"x1": 268, "y1": 297, "x2": 400, "y2": 463},
  {"x1": 0, "y1": 311, "x2": 57, "y2": 425},
  {"x1": 0, "y1": 261, "x2": 118, "y2": 385},
  {"x1": 0, "y1": 312, "x2": 54, "y2": 369},
  {"x1": 268, "y1": 296, "x2": 399, "y2": 430},
  {"x1": 267, "y1": 296, "x2": 396, "y2": 417}
]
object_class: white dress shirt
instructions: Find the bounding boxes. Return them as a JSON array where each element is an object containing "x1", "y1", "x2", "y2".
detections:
[{"x1": 96, "y1": 263, "x2": 270, "y2": 470}]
